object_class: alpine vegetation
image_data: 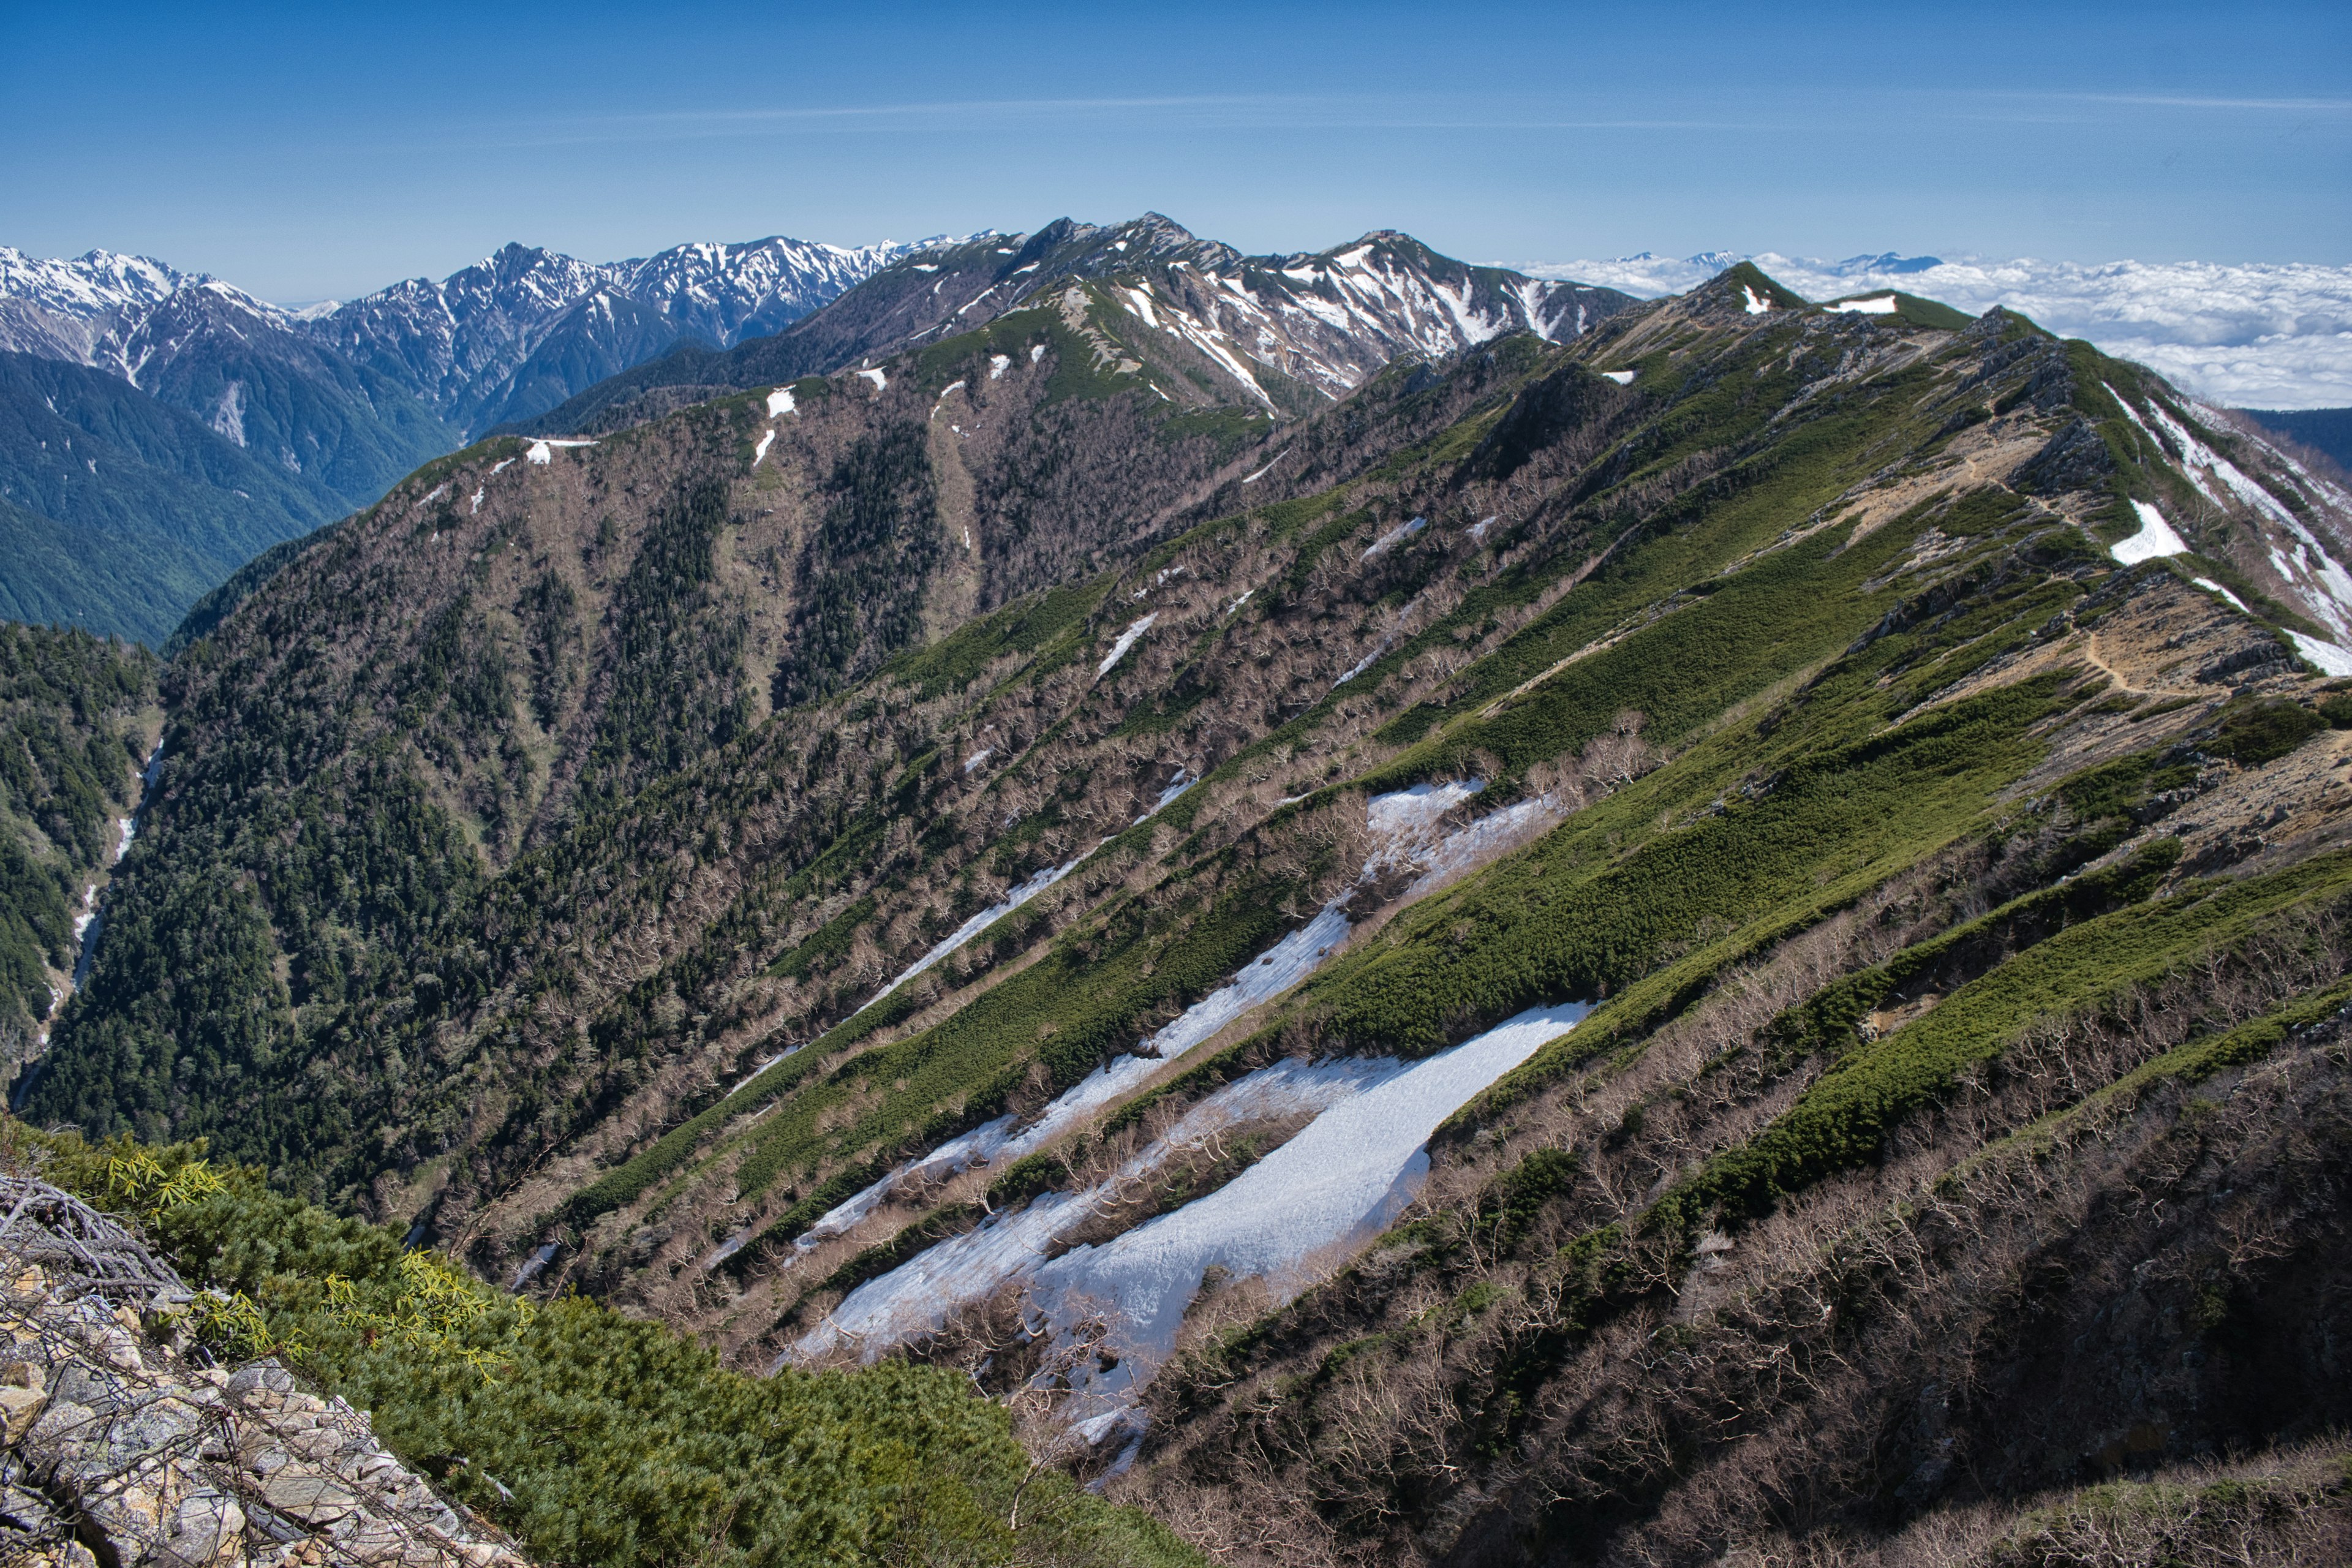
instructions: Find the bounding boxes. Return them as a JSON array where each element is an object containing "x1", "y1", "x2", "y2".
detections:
[{"x1": 7, "y1": 236, "x2": 2352, "y2": 1568}]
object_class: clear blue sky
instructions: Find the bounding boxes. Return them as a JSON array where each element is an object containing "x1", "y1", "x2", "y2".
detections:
[{"x1": 5, "y1": 0, "x2": 2345, "y2": 302}]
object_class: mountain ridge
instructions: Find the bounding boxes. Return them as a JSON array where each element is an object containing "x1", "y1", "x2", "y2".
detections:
[{"x1": 17, "y1": 258, "x2": 2352, "y2": 1564}]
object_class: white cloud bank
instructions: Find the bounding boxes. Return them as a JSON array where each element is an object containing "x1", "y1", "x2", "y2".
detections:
[{"x1": 1525, "y1": 251, "x2": 2352, "y2": 410}]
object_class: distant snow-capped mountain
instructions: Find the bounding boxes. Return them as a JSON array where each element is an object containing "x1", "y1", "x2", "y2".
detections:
[
  {"x1": 307, "y1": 234, "x2": 914, "y2": 434},
  {"x1": 1523, "y1": 249, "x2": 2352, "y2": 411},
  {"x1": 521, "y1": 213, "x2": 1637, "y2": 435},
  {"x1": 0, "y1": 232, "x2": 920, "y2": 442}
]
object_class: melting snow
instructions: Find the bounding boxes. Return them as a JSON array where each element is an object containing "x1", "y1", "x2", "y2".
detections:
[
  {"x1": 490, "y1": 458, "x2": 514, "y2": 474},
  {"x1": 962, "y1": 748, "x2": 993, "y2": 774},
  {"x1": 753, "y1": 429, "x2": 775, "y2": 467},
  {"x1": 1027, "y1": 1001, "x2": 1591, "y2": 1414},
  {"x1": 2289, "y1": 631, "x2": 2352, "y2": 677},
  {"x1": 851, "y1": 856, "x2": 1085, "y2": 1019},
  {"x1": 1332, "y1": 643, "x2": 1387, "y2": 688},
  {"x1": 767, "y1": 386, "x2": 796, "y2": 417},
  {"x1": 1470, "y1": 514, "x2": 1499, "y2": 542},
  {"x1": 1225, "y1": 588, "x2": 1254, "y2": 616},
  {"x1": 856, "y1": 368, "x2": 888, "y2": 390},
  {"x1": 1030, "y1": 343, "x2": 1047, "y2": 363},
  {"x1": 524, "y1": 438, "x2": 595, "y2": 466},
  {"x1": 1742, "y1": 285, "x2": 1772, "y2": 315},
  {"x1": 1826, "y1": 295, "x2": 1899, "y2": 314},
  {"x1": 1361, "y1": 515, "x2": 1427, "y2": 561},
  {"x1": 1096, "y1": 614, "x2": 1157, "y2": 678},
  {"x1": 2109, "y1": 388, "x2": 2352, "y2": 638},
  {"x1": 469, "y1": 488, "x2": 484, "y2": 514},
  {"x1": 2192, "y1": 577, "x2": 2250, "y2": 613},
  {"x1": 2111, "y1": 500, "x2": 2190, "y2": 565},
  {"x1": 989, "y1": 353, "x2": 1012, "y2": 379},
  {"x1": 1240, "y1": 448, "x2": 1291, "y2": 485},
  {"x1": 1601, "y1": 369, "x2": 1637, "y2": 385},
  {"x1": 783, "y1": 777, "x2": 1583, "y2": 1370}
]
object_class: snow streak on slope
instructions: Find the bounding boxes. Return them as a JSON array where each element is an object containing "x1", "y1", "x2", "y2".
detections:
[
  {"x1": 851, "y1": 856, "x2": 1084, "y2": 1018},
  {"x1": 1028, "y1": 1001, "x2": 1591, "y2": 1417},
  {"x1": 789, "y1": 1056, "x2": 1401, "y2": 1362},
  {"x1": 785, "y1": 777, "x2": 1578, "y2": 1373},
  {"x1": 2111, "y1": 500, "x2": 2189, "y2": 565},
  {"x1": 2105, "y1": 383, "x2": 2352, "y2": 663}
]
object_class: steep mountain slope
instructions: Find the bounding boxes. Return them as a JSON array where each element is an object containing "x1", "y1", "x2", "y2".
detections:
[
  {"x1": 0, "y1": 236, "x2": 909, "y2": 639},
  {"x1": 24, "y1": 263, "x2": 2352, "y2": 1566},
  {"x1": 0, "y1": 351, "x2": 336, "y2": 642},
  {"x1": 508, "y1": 216, "x2": 1632, "y2": 435},
  {"x1": 105, "y1": 283, "x2": 459, "y2": 514},
  {"x1": 0, "y1": 624, "x2": 157, "y2": 1071},
  {"x1": 2244, "y1": 405, "x2": 2352, "y2": 472}
]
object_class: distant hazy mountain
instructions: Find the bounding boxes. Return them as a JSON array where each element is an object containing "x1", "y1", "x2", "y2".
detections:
[
  {"x1": 510, "y1": 213, "x2": 1634, "y2": 435},
  {"x1": 0, "y1": 351, "x2": 331, "y2": 644}
]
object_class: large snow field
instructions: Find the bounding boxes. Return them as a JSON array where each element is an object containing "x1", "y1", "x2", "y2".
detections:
[
  {"x1": 1027, "y1": 1000, "x2": 1591, "y2": 1415},
  {"x1": 783, "y1": 778, "x2": 1589, "y2": 1387}
]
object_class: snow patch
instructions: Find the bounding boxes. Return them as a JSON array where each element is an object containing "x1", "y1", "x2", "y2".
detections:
[
  {"x1": 1030, "y1": 343, "x2": 1047, "y2": 363},
  {"x1": 469, "y1": 488, "x2": 484, "y2": 514},
  {"x1": 753, "y1": 428, "x2": 775, "y2": 467},
  {"x1": 766, "y1": 386, "x2": 796, "y2": 417},
  {"x1": 1028, "y1": 1001, "x2": 1590, "y2": 1415},
  {"x1": 1826, "y1": 295, "x2": 1899, "y2": 314},
  {"x1": 1096, "y1": 614, "x2": 1157, "y2": 678},
  {"x1": 989, "y1": 354, "x2": 1011, "y2": 379},
  {"x1": 1601, "y1": 369, "x2": 1637, "y2": 385},
  {"x1": 2111, "y1": 500, "x2": 2190, "y2": 565},
  {"x1": 2192, "y1": 577, "x2": 2250, "y2": 614},
  {"x1": 856, "y1": 368, "x2": 888, "y2": 391},
  {"x1": 1240, "y1": 448, "x2": 1291, "y2": 485},
  {"x1": 1360, "y1": 515, "x2": 1427, "y2": 561},
  {"x1": 1742, "y1": 286, "x2": 1772, "y2": 315},
  {"x1": 962, "y1": 748, "x2": 993, "y2": 775},
  {"x1": 851, "y1": 857, "x2": 1084, "y2": 1019},
  {"x1": 2289, "y1": 631, "x2": 2352, "y2": 677}
]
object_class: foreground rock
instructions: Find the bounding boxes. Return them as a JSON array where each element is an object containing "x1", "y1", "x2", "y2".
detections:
[{"x1": 0, "y1": 1178, "x2": 527, "y2": 1568}]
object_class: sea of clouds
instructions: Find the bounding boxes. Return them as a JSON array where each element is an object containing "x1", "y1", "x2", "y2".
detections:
[{"x1": 1525, "y1": 251, "x2": 2352, "y2": 411}]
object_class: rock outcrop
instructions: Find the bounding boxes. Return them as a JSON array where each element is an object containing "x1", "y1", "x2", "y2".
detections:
[{"x1": 0, "y1": 1178, "x2": 526, "y2": 1568}]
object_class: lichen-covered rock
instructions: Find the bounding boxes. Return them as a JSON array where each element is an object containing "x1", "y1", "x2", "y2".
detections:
[{"x1": 0, "y1": 1186, "x2": 530, "y2": 1568}]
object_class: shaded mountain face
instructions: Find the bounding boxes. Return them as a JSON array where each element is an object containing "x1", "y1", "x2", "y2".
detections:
[
  {"x1": 0, "y1": 258, "x2": 459, "y2": 522},
  {"x1": 0, "y1": 624, "x2": 157, "y2": 1071},
  {"x1": 0, "y1": 236, "x2": 907, "y2": 639},
  {"x1": 27, "y1": 260, "x2": 2352, "y2": 1566},
  {"x1": 0, "y1": 352, "x2": 334, "y2": 643},
  {"x1": 508, "y1": 214, "x2": 1635, "y2": 435}
]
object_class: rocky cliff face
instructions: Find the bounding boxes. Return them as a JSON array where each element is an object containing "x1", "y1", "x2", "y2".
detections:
[{"x1": 0, "y1": 1177, "x2": 527, "y2": 1568}]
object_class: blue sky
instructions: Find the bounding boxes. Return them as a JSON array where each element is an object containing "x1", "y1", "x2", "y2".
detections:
[{"x1": 5, "y1": 0, "x2": 2345, "y2": 302}]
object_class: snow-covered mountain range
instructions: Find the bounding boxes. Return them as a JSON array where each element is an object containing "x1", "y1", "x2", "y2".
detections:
[
  {"x1": 0, "y1": 233, "x2": 916, "y2": 440},
  {"x1": 1529, "y1": 250, "x2": 2352, "y2": 412},
  {"x1": 513, "y1": 214, "x2": 1635, "y2": 435},
  {"x1": 304, "y1": 235, "x2": 913, "y2": 434}
]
